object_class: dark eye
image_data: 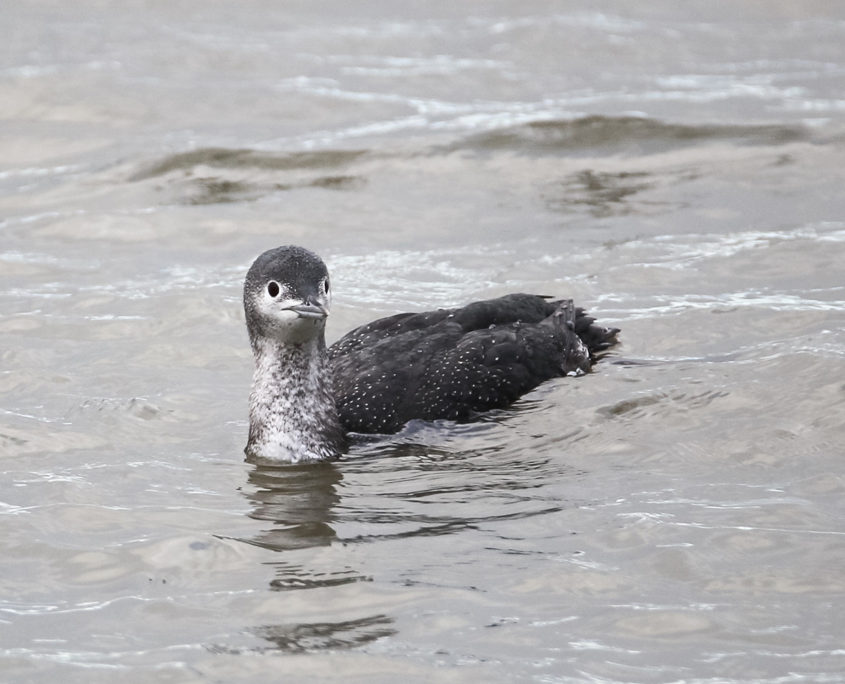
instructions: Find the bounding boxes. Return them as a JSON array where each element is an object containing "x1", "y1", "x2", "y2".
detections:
[
  {"x1": 324, "y1": 278, "x2": 330, "y2": 294},
  {"x1": 267, "y1": 281, "x2": 280, "y2": 297}
]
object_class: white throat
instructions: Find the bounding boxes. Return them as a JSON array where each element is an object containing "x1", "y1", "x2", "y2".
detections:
[{"x1": 246, "y1": 336, "x2": 344, "y2": 463}]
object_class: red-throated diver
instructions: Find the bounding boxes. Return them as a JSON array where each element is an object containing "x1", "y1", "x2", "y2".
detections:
[{"x1": 244, "y1": 245, "x2": 619, "y2": 463}]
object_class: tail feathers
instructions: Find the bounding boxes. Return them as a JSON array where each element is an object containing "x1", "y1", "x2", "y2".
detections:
[{"x1": 574, "y1": 307, "x2": 620, "y2": 358}]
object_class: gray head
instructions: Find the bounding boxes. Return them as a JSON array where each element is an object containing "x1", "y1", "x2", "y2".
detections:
[{"x1": 243, "y1": 245, "x2": 331, "y2": 347}]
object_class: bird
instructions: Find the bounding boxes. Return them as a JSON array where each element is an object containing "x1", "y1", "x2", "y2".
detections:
[{"x1": 243, "y1": 245, "x2": 619, "y2": 463}]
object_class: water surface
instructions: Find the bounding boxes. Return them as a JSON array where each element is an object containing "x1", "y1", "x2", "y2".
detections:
[{"x1": 2, "y1": 2, "x2": 845, "y2": 682}]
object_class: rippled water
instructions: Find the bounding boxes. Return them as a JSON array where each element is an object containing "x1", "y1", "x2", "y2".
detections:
[{"x1": 2, "y1": 2, "x2": 845, "y2": 682}]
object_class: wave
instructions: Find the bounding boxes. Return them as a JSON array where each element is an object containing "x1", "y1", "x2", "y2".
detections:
[
  {"x1": 446, "y1": 115, "x2": 809, "y2": 155},
  {"x1": 132, "y1": 117, "x2": 811, "y2": 180},
  {"x1": 124, "y1": 115, "x2": 813, "y2": 206},
  {"x1": 130, "y1": 147, "x2": 367, "y2": 181}
]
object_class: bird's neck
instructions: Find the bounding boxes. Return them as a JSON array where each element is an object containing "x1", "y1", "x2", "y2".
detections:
[{"x1": 246, "y1": 335, "x2": 345, "y2": 463}]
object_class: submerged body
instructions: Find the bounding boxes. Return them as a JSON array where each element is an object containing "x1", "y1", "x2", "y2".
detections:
[{"x1": 244, "y1": 246, "x2": 619, "y2": 463}]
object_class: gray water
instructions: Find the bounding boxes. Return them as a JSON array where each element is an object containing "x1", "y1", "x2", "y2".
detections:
[{"x1": 2, "y1": 2, "x2": 845, "y2": 682}]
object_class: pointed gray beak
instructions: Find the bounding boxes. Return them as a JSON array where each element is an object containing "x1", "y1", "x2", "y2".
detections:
[{"x1": 286, "y1": 302, "x2": 328, "y2": 319}]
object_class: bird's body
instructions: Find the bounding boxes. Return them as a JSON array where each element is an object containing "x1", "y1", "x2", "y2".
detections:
[
  {"x1": 243, "y1": 246, "x2": 619, "y2": 463},
  {"x1": 329, "y1": 294, "x2": 613, "y2": 433}
]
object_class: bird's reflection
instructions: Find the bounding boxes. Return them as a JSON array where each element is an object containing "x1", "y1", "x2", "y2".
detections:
[
  {"x1": 252, "y1": 614, "x2": 396, "y2": 653},
  {"x1": 244, "y1": 460, "x2": 341, "y2": 552},
  {"x1": 241, "y1": 460, "x2": 346, "y2": 592},
  {"x1": 244, "y1": 459, "x2": 362, "y2": 592},
  {"x1": 238, "y1": 459, "x2": 395, "y2": 652}
]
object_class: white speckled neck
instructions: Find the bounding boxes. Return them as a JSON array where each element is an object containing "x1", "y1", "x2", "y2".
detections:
[{"x1": 246, "y1": 336, "x2": 345, "y2": 463}]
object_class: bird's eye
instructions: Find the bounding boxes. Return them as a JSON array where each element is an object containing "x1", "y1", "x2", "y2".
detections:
[
  {"x1": 323, "y1": 278, "x2": 330, "y2": 294},
  {"x1": 267, "y1": 281, "x2": 280, "y2": 297}
]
